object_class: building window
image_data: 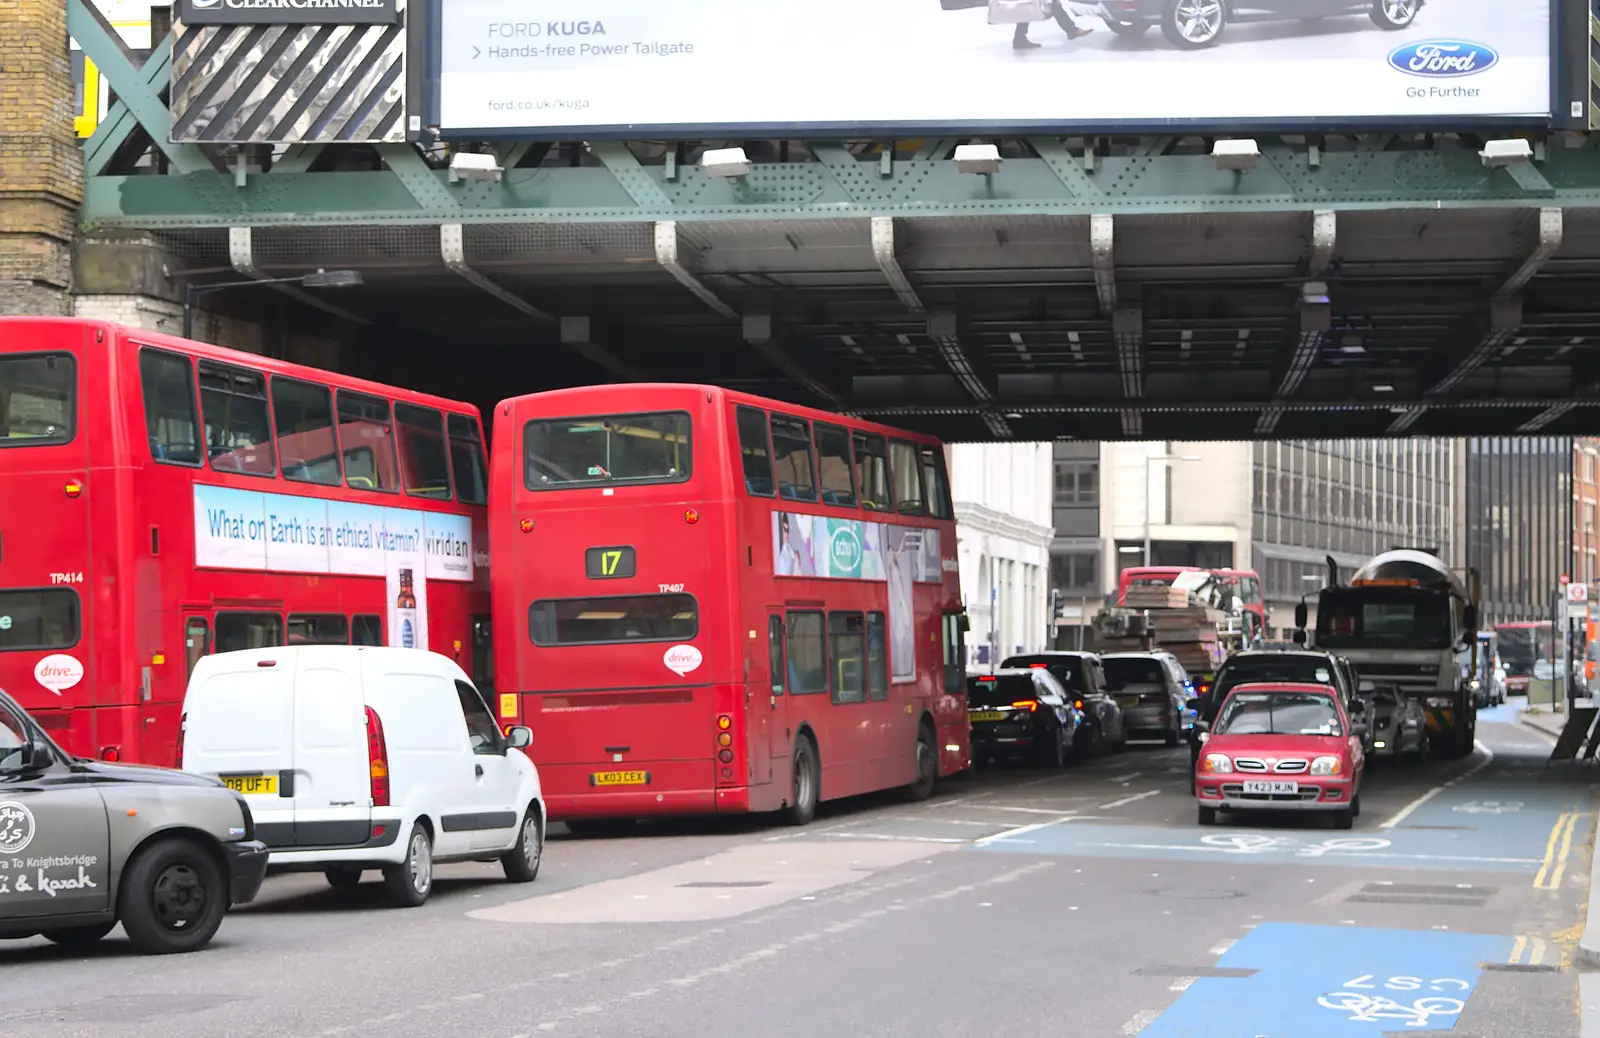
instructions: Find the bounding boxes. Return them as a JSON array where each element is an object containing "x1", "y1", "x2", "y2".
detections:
[
  {"x1": 1050, "y1": 552, "x2": 1098, "y2": 592},
  {"x1": 1054, "y1": 460, "x2": 1099, "y2": 506}
]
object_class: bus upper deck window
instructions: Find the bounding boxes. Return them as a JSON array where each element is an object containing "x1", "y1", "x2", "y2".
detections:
[{"x1": 337, "y1": 391, "x2": 399, "y2": 493}]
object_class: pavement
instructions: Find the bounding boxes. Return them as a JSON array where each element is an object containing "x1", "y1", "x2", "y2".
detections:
[{"x1": 0, "y1": 699, "x2": 1595, "y2": 1037}]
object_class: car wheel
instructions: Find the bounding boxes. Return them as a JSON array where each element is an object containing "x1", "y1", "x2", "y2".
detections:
[
  {"x1": 324, "y1": 868, "x2": 363, "y2": 889},
  {"x1": 1161, "y1": 0, "x2": 1226, "y2": 49},
  {"x1": 502, "y1": 805, "x2": 544, "y2": 883},
  {"x1": 383, "y1": 824, "x2": 434, "y2": 908},
  {"x1": 1104, "y1": 16, "x2": 1150, "y2": 35},
  {"x1": 1164, "y1": 724, "x2": 1180, "y2": 748},
  {"x1": 1332, "y1": 807, "x2": 1355, "y2": 830},
  {"x1": 1197, "y1": 805, "x2": 1218, "y2": 826},
  {"x1": 117, "y1": 837, "x2": 229, "y2": 954},
  {"x1": 783, "y1": 735, "x2": 820, "y2": 826},
  {"x1": 1368, "y1": 0, "x2": 1418, "y2": 29},
  {"x1": 40, "y1": 921, "x2": 117, "y2": 949},
  {"x1": 1351, "y1": 791, "x2": 1361, "y2": 818}
]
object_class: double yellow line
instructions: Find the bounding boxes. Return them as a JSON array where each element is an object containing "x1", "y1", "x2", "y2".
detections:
[
  {"x1": 1509, "y1": 934, "x2": 1549, "y2": 965},
  {"x1": 1533, "y1": 803, "x2": 1584, "y2": 890}
]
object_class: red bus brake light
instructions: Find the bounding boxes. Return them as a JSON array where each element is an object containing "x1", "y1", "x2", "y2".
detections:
[{"x1": 365, "y1": 706, "x2": 391, "y2": 807}]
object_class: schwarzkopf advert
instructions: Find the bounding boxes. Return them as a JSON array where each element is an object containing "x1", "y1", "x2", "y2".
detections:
[
  {"x1": 179, "y1": 0, "x2": 400, "y2": 26},
  {"x1": 434, "y1": 0, "x2": 1550, "y2": 134}
]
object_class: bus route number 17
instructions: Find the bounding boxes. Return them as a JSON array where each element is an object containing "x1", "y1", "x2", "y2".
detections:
[{"x1": 585, "y1": 546, "x2": 636, "y2": 580}]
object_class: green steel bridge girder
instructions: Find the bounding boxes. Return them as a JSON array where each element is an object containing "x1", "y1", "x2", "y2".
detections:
[{"x1": 81, "y1": 140, "x2": 1600, "y2": 229}]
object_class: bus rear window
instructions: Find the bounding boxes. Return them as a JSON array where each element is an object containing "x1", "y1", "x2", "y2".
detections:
[
  {"x1": 529, "y1": 593, "x2": 698, "y2": 646},
  {"x1": 0, "y1": 589, "x2": 80, "y2": 651},
  {"x1": 0, "y1": 353, "x2": 75, "y2": 447},
  {"x1": 524, "y1": 412, "x2": 691, "y2": 490}
]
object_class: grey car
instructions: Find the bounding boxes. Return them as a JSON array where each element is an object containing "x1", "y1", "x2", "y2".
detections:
[
  {"x1": 1102, "y1": 651, "x2": 1190, "y2": 747},
  {"x1": 0, "y1": 687, "x2": 268, "y2": 955}
]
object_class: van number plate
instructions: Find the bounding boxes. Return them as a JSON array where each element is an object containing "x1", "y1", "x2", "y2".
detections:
[
  {"x1": 590, "y1": 770, "x2": 649, "y2": 787},
  {"x1": 221, "y1": 773, "x2": 277, "y2": 795}
]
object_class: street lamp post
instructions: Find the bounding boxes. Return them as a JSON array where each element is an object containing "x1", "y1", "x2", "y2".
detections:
[
  {"x1": 1142, "y1": 451, "x2": 1202, "y2": 567},
  {"x1": 181, "y1": 269, "x2": 364, "y2": 341}
]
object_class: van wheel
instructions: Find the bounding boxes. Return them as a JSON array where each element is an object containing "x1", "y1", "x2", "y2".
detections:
[
  {"x1": 903, "y1": 724, "x2": 939, "y2": 801},
  {"x1": 383, "y1": 825, "x2": 434, "y2": 907},
  {"x1": 502, "y1": 806, "x2": 544, "y2": 883},
  {"x1": 117, "y1": 837, "x2": 229, "y2": 954},
  {"x1": 783, "y1": 736, "x2": 820, "y2": 826},
  {"x1": 40, "y1": 921, "x2": 116, "y2": 949},
  {"x1": 324, "y1": 868, "x2": 363, "y2": 889}
]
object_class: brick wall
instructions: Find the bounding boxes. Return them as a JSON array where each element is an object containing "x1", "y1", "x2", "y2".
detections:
[
  {"x1": 73, "y1": 293, "x2": 345, "y2": 369},
  {"x1": 0, "y1": 0, "x2": 85, "y2": 315}
]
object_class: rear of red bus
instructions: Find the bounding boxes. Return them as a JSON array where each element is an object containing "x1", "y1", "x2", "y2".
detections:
[
  {"x1": 0, "y1": 319, "x2": 133, "y2": 757},
  {"x1": 1115, "y1": 567, "x2": 1201, "y2": 604},
  {"x1": 491, "y1": 385, "x2": 738, "y2": 820}
]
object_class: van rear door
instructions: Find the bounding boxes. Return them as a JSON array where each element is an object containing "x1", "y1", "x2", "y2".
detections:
[
  {"x1": 289, "y1": 649, "x2": 371, "y2": 848},
  {"x1": 182, "y1": 650, "x2": 296, "y2": 847}
]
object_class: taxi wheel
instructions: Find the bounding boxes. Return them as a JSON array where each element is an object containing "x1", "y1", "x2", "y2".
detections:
[
  {"x1": 502, "y1": 805, "x2": 544, "y2": 883},
  {"x1": 383, "y1": 824, "x2": 434, "y2": 907},
  {"x1": 117, "y1": 837, "x2": 228, "y2": 954},
  {"x1": 1197, "y1": 805, "x2": 1218, "y2": 826},
  {"x1": 40, "y1": 921, "x2": 116, "y2": 949}
]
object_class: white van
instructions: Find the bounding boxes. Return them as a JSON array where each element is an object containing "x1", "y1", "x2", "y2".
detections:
[{"x1": 180, "y1": 645, "x2": 543, "y2": 907}]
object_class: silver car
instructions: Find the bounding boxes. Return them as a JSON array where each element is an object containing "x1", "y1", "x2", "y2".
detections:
[
  {"x1": 0, "y1": 687, "x2": 268, "y2": 954},
  {"x1": 1101, "y1": 651, "x2": 1190, "y2": 747},
  {"x1": 1365, "y1": 685, "x2": 1429, "y2": 761}
]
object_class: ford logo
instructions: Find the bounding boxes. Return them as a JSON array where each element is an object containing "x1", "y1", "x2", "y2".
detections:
[{"x1": 1387, "y1": 40, "x2": 1499, "y2": 78}]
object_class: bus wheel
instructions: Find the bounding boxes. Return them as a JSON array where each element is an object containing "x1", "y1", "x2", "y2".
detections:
[
  {"x1": 904, "y1": 723, "x2": 938, "y2": 801},
  {"x1": 784, "y1": 736, "x2": 820, "y2": 826}
]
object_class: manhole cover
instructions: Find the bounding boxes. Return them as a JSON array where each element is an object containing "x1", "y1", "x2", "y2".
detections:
[
  {"x1": 1145, "y1": 887, "x2": 1247, "y2": 900},
  {"x1": 677, "y1": 881, "x2": 772, "y2": 888}
]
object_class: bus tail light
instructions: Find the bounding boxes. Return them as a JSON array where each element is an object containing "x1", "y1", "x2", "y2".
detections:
[
  {"x1": 100, "y1": 746, "x2": 120, "y2": 762},
  {"x1": 175, "y1": 715, "x2": 186, "y2": 769},
  {"x1": 365, "y1": 706, "x2": 391, "y2": 807},
  {"x1": 715, "y1": 713, "x2": 736, "y2": 782},
  {"x1": 718, "y1": 749, "x2": 733, "y2": 763}
]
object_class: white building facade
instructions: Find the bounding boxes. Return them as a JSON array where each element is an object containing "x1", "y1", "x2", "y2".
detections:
[{"x1": 949, "y1": 443, "x2": 1054, "y2": 668}]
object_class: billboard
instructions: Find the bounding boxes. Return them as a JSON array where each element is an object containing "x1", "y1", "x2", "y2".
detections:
[
  {"x1": 192, "y1": 485, "x2": 475, "y2": 583},
  {"x1": 432, "y1": 0, "x2": 1552, "y2": 135}
]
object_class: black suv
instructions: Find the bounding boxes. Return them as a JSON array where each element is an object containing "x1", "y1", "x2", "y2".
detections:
[{"x1": 1093, "y1": 0, "x2": 1420, "y2": 50}]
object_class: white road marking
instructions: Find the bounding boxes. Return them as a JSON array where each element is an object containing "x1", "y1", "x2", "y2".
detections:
[
  {"x1": 974, "y1": 817, "x2": 1081, "y2": 846},
  {"x1": 1378, "y1": 741, "x2": 1495, "y2": 830},
  {"x1": 1121, "y1": 1009, "x2": 1162, "y2": 1034},
  {"x1": 1101, "y1": 790, "x2": 1161, "y2": 810},
  {"x1": 980, "y1": 805, "x2": 1086, "y2": 815},
  {"x1": 819, "y1": 833, "x2": 968, "y2": 844},
  {"x1": 1113, "y1": 771, "x2": 1146, "y2": 783},
  {"x1": 1208, "y1": 938, "x2": 1237, "y2": 956}
]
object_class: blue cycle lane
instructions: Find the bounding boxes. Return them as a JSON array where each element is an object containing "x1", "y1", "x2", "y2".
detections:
[
  {"x1": 973, "y1": 770, "x2": 1590, "y2": 877},
  {"x1": 1140, "y1": 922, "x2": 1513, "y2": 1037},
  {"x1": 968, "y1": 754, "x2": 1587, "y2": 1033}
]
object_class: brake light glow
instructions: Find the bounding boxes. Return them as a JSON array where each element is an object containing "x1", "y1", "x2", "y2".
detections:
[
  {"x1": 1029, "y1": 663, "x2": 1047, "y2": 669},
  {"x1": 1073, "y1": 699, "x2": 1085, "y2": 710},
  {"x1": 100, "y1": 746, "x2": 120, "y2": 762},
  {"x1": 1011, "y1": 700, "x2": 1039, "y2": 711},
  {"x1": 64, "y1": 480, "x2": 82, "y2": 498},
  {"x1": 365, "y1": 706, "x2": 391, "y2": 807}
]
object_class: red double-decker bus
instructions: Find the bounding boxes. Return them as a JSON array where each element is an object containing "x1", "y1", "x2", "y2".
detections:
[
  {"x1": 490, "y1": 384, "x2": 971, "y2": 825},
  {"x1": 0, "y1": 317, "x2": 491, "y2": 765}
]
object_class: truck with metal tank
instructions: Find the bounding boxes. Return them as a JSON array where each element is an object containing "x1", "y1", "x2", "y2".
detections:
[{"x1": 1295, "y1": 550, "x2": 1480, "y2": 759}]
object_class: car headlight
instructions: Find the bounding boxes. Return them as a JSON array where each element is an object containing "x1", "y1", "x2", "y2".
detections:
[
  {"x1": 1425, "y1": 697, "x2": 1452, "y2": 708},
  {"x1": 1310, "y1": 755, "x2": 1342, "y2": 776},
  {"x1": 1202, "y1": 753, "x2": 1232, "y2": 774}
]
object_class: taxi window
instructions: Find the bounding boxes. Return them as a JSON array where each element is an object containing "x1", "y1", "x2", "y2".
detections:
[{"x1": 0, "y1": 699, "x2": 26, "y2": 770}]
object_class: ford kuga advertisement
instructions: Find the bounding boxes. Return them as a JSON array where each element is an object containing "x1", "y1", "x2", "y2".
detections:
[{"x1": 433, "y1": 0, "x2": 1551, "y2": 134}]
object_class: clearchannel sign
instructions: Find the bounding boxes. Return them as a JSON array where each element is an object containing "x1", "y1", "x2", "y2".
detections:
[
  {"x1": 431, "y1": 0, "x2": 1552, "y2": 134},
  {"x1": 178, "y1": 0, "x2": 399, "y2": 26}
]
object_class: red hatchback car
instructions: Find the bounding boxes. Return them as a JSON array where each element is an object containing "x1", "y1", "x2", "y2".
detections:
[{"x1": 1193, "y1": 682, "x2": 1367, "y2": 829}]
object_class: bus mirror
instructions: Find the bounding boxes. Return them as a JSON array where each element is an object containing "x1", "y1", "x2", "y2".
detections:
[
  {"x1": 958, "y1": 614, "x2": 970, "y2": 633},
  {"x1": 1292, "y1": 629, "x2": 1307, "y2": 646},
  {"x1": 1293, "y1": 603, "x2": 1308, "y2": 629},
  {"x1": 1463, "y1": 605, "x2": 1478, "y2": 632}
]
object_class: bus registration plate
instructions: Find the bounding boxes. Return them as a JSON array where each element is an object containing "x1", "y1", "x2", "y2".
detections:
[
  {"x1": 968, "y1": 711, "x2": 1006, "y2": 722},
  {"x1": 591, "y1": 770, "x2": 650, "y2": 787},
  {"x1": 221, "y1": 773, "x2": 277, "y2": 795}
]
